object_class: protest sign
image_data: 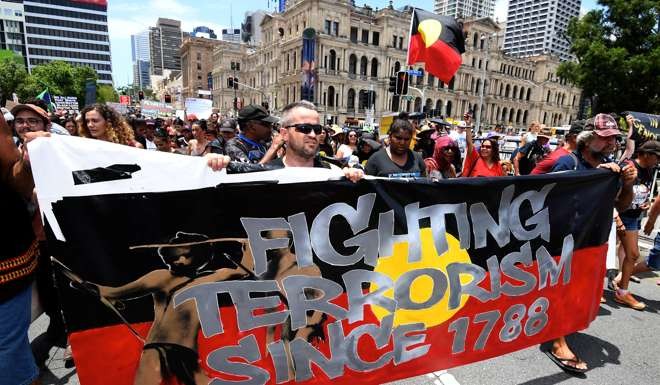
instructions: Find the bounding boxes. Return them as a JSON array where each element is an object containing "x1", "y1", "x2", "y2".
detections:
[
  {"x1": 620, "y1": 111, "x2": 660, "y2": 145},
  {"x1": 106, "y1": 102, "x2": 128, "y2": 115},
  {"x1": 185, "y1": 97, "x2": 213, "y2": 120},
  {"x1": 141, "y1": 100, "x2": 175, "y2": 118},
  {"x1": 30, "y1": 136, "x2": 616, "y2": 385},
  {"x1": 54, "y1": 96, "x2": 79, "y2": 114}
]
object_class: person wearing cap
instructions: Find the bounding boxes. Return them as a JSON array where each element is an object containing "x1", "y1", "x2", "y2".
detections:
[
  {"x1": 531, "y1": 120, "x2": 584, "y2": 174},
  {"x1": 0, "y1": 111, "x2": 49, "y2": 385},
  {"x1": 545, "y1": 113, "x2": 637, "y2": 374},
  {"x1": 613, "y1": 139, "x2": 660, "y2": 309},
  {"x1": 218, "y1": 119, "x2": 237, "y2": 142},
  {"x1": 513, "y1": 126, "x2": 552, "y2": 175},
  {"x1": 11, "y1": 103, "x2": 52, "y2": 143},
  {"x1": 225, "y1": 104, "x2": 282, "y2": 164}
]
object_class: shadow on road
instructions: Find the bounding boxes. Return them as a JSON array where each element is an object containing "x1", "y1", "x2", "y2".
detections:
[
  {"x1": 522, "y1": 333, "x2": 621, "y2": 385},
  {"x1": 39, "y1": 368, "x2": 77, "y2": 385}
]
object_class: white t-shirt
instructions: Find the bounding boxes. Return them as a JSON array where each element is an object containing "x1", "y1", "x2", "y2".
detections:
[
  {"x1": 145, "y1": 138, "x2": 157, "y2": 150},
  {"x1": 337, "y1": 144, "x2": 355, "y2": 158}
]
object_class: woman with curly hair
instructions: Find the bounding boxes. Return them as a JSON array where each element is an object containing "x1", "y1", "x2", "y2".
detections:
[{"x1": 79, "y1": 104, "x2": 142, "y2": 147}]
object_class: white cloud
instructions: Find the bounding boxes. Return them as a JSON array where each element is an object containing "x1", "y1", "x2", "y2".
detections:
[{"x1": 494, "y1": 0, "x2": 508, "y2": 23}]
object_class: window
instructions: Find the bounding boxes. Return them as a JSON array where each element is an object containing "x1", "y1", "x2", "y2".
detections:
[
  {"x1": 392, "y1": 35, "x2": 397, "y2": 47},
  {"x1": 398, "y1": 36, "x2": 403, "y2": 49},
  {"x1": 351, "y1": 27, "x2": 358, "y2": 42},
  {"x1": 196, "y1": 63, "x2": 201, "y2": 70},
  {"x1": 372, "y1": 31, "x2": 379, "y2": 46},
  {"x1": 361, "y1": 30, "x2": 369, "y2": 44},
  {"x1": 332, "y1": 21, "x2": 339, "y2": 36},
  {"x1": 196, "y1": 52, "x2": 201, "y2": 60},
  {"x1": 324, "y1": 20, "x2": 331, "y2": 35}
]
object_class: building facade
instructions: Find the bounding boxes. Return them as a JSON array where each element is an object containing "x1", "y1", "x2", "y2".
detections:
[
  {"x1": 435, "y1": 0, "x2": 495, "y2": 18},
  {"x1": 22, "y1": 0, "x2": 113, "y2": 84},
  {"x1": 180, "y1": 36, "x2": 221, "y2": 100},
  {"x1": 221, "y1": 28, "x2": 241, "y2": 43},
  {"x1": 211, "y1": 0, "x2": 581, "y2": 128},
  {"x1": 149, "y1": 17, "x2": 182, "y2": 76},
  {"x1": 241, "y1": 10, "x2": 266, "y2": 45},
  {"x1": 0, "y1": 0, "x2": 27, "y2": 65},
  {"x1": 192, "y1": 25, "x2": 216, "y2": 39},
  {"x1": 131, "y1": 30, "x2": 150, "y2": 89},
  {"x1": 503, "y1": 0, "x2": 581, "y2": 62}
]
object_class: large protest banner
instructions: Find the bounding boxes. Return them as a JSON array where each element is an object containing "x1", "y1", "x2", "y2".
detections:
[{"x1": 30, "y1": 136, "x2": 617, "y2": 385}]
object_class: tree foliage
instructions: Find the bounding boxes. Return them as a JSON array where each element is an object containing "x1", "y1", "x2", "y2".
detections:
[
  {"x1": 0, "y1": 53, "x2": 28, "y2": 105},
  {"x1": 97, "y1": 84, "x2": 119, "y2": 103},
  {"x1": 557, "y1": 0, "x2": 660, "y2": 113}
]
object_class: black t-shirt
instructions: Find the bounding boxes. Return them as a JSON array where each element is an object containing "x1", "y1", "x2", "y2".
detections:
[
  {"x1": 518, "y1": 141, "x2": 549, "y2": 175},
  {"x1": 620, "y1": 160, "x2": 654, "y2": 219},
  {"x1": 365, "y1": 148, "x2": 427, "y2": 178}
]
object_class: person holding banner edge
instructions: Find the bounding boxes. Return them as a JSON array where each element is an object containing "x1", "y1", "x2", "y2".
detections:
[
  {"x1": 546, "y1": 113, "x2": 637, "y2": 374},
  {"x1": 0, "y1": 112, "x2": 49, "y2": 385}
]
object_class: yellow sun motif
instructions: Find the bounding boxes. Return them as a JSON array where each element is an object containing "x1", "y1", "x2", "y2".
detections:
[
  {"x1": 418, "y1": 19, "x2": 443, "y2": 48},
  {"x1": 370, "y1": 228, "x2": 473, "y2": 327}
]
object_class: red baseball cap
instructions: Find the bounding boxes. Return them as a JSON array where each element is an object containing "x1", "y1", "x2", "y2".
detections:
[{"x1": 593, "y1": 113, "x2": 621, "y2": 137}]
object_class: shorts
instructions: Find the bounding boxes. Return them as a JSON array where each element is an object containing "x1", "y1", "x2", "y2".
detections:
[
  {"x1": 0, "y1": 285, "x2": 40, "y2": 385},
  {"x1": 647, "y1": 232, "x2": 660, "y2": 270},
  {"x1": 620, "y1": 215, "x2": 641, "y2": 231}
]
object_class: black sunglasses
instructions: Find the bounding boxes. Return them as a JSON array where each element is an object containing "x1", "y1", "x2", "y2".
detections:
[{"x1": 287, "y1": 123, "x2": 323, "y2": 135}]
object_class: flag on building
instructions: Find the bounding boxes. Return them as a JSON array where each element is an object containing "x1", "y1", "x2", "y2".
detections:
[
  {"x1": 407, "y1": 8, "x2": 466, "y2": 83},
  {"x1": 36, "y1": 88, "x2": 56, "y2": 112}
]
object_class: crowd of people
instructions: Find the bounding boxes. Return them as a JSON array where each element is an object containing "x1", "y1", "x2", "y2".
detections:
[{"x1": 2, "y1": 98, "x2": 659, "y2": 384}]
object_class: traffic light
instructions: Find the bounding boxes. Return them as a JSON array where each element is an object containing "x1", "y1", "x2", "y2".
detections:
[
  {"x1": 233, "y1": 77, "x2": 238, "y2": 89},
  {"x1": 138, "y1": 90, "x2": 144, "y2": 100},
  {"x1": 164, "y1": 94, "x2": 172, "y2": 103},
  {"x1": 388, "y1": 76, "x2": 397, "y2": 93},
  {"x1": 233, "y1": 97, "x2": 238, "y2": 110},
  {"x1": 227, "y1": 77, "x2": 234, "y2": 88},
  {"x1": 261, "y1": 101, "x2": 269, "y2": 111},
  {"x1": 396, "y1": 71, "x2": 409, "y2": 95}
]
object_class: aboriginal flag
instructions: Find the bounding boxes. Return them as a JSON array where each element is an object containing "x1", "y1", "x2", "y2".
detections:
[{"x1": 407, "y1": 8, "x2": 466, "y2": 83}]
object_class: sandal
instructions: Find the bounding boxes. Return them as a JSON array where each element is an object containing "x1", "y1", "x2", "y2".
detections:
[{"x1": 544, "y1": 350, "x2": 588, "y2": 374}]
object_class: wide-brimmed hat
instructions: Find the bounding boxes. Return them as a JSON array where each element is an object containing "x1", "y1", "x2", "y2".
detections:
[{"x1": 537, "y1": 127, "x2": 553, "y2": 139}]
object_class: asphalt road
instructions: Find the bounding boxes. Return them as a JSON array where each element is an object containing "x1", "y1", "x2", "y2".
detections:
[{"x1": 31, "y1": 259, "x2": 660, "y2": 385}]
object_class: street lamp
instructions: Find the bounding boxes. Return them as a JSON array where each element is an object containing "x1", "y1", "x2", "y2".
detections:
[{"x1": 476, "y1": 33, "x2": 496, "y2": 132}]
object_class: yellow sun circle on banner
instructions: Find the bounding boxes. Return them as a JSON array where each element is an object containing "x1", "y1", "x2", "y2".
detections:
[
  {"x1": 418, "y1": 19, "x2": 443, "y2": 48},
  {"x1": 370, "y1": 228, "x2": 473, "y2": 327}
]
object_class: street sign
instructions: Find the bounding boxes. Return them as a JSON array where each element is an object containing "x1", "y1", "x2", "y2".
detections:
[
  {"x1": 407, "y1": 69, "x2": 423, "y2": 77},
  {"x1": 402, "y1": 95, "x2": 415, "y2": 101}
]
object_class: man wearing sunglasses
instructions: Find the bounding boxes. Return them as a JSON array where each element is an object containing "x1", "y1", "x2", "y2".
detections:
[
  {"x1": 225, "y1": 104, "x2": 282, "y2": 164},
  {"x1": 207, "y1": 101, "x2": 363, "y2": 182}
]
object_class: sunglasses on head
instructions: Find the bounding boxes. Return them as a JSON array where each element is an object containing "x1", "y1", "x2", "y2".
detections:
[{"x1": 287, "y1": 123, "x2": 323, "y2": 135}]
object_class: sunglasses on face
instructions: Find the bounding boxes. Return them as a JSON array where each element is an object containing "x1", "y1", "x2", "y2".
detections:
[
  {"x1": 287, "y1": 123, "x2": 323, "y2": 135},
  {"x1": 480, "y1": 144, "x2": 492, "y2": 149}
]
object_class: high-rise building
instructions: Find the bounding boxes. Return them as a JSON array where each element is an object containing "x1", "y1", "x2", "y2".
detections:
[
  {"x1": 131, "y1": 30, "x2": 150, "y2": 89},
  {"x1": 191, "y1": 26, "x2": 216, "y2": 39},
  {"x1": 221, "y1": 28, "x2": 240, "y2": 43},
  {"x1": 149, "y1": 18, "x2": 182, "y2": 76},
  {"x1": 0, "y1": 0, "x2": 27, "y2": 66},
  {"x1": 435, "y1": 0, "x2": 495, "y2": 18},
  {"x1": 22, "y1": 0, "x2": 113, "y2": 84},
  {"x1": 503, "y1": 0, "x2": 581, "y2": 61}
]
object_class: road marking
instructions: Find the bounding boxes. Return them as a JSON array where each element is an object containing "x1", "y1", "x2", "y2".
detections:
[{"x1": 427, "y1": 370, "x2": 460, "y2": 385}]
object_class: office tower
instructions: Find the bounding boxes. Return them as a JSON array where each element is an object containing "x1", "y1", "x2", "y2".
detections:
[
  {"x1": 192, "y1": 26, "x2": 217, "y2": 39},
  {"x1": 0, "y1": 0, "x2": 27, "y2": 67},
  {"x1": 435, "y1": 0, "x2": 495, "y2": 18},
  {"x1": 22, "y1": 0, "x2": 113, "y2": 84},
  {"x1": 131, "y1": 30, "x2": 150, "y2": 89},
  {"x1": 221, "y1": 28, "x2": 241, "y2": 43},
  {"x1": 149, "y1": 17, "x2": 182, "y2": 76},
  {"x1": 503, "y1": 0, "x2": 581, "y2": 61}
]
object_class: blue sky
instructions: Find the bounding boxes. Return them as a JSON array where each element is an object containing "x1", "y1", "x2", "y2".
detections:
[{"x1": 108, "y1": 0, "x2": 601, "y2": 87}]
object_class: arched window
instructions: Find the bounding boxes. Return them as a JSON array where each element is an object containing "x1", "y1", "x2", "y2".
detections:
[
  {"x1": 512, "y1": 85, "x2": 518, "y2": 99},
  {"x1": 329, "y1": 50, "x2": 336, "y2": 70},
  {"x1": 416, "y1": 67, "x2": 424, "y2": 85},
  {"x1": 516, "y1": 109, "x2": 521, "y2": 124},
  {"x1": 360, "y1": 56, "x2": 368, "y2": 76},
  {"x1": 523, "y1": 110, "x2": 528, "y2": 125},
  {"x1": 435, "y1": 99, "x2": 443, "y2": 116},
  {"x1": 508, "y1": 109, "x2": 514, "y2": 123},
  {"x1": 371, "y1": 58, "x2": 378, "y2": 77},
  {"x1": 448, "y1": 77, "x2": 455, "y2": 90},
  {"x1": 425, "y1": 98, "x2": 433, "y2": 114},
  {"x1": 526, "y1": 88, "x2": 531, "y2": 101},
  {"x1": 473, "y1": 32, "x2": 479, "y2": 48},
  {"x1": 358, "y1": 90, "x2": 367, "y2": 109},
  {"x1": 476, "y1": 79, "x2": 481, "y2": 94},
  {"x1": 327, "y1": 86, "x2": 335, "y2": 107},
  {"x1": 519, "y1": 87, "x2": 525, "y2": 100},
  {"x1": 446, "y1": 100, "x2": 452, "y2": 117},
  {"x1": 349, "y1": 54, "x2": 357, "y2": 75},
  {"x1": 414, "y1": 97, "x2": 422, "y2": 112},
  {"x1": 427, "y1": 74, "x2": 435, "y2": 87},
  {"x1": 393, "y1": 61, "x2": 401, "y2": 75},
  {"x1": 505, "y1": 84, "x2": 510, "y2": 98},
  {"x1": 501, "y1": 107, "x2": 508, "y2": 121},
  {"x1": 347, "y1": 88, "x2": 355, "y2": 109}
]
